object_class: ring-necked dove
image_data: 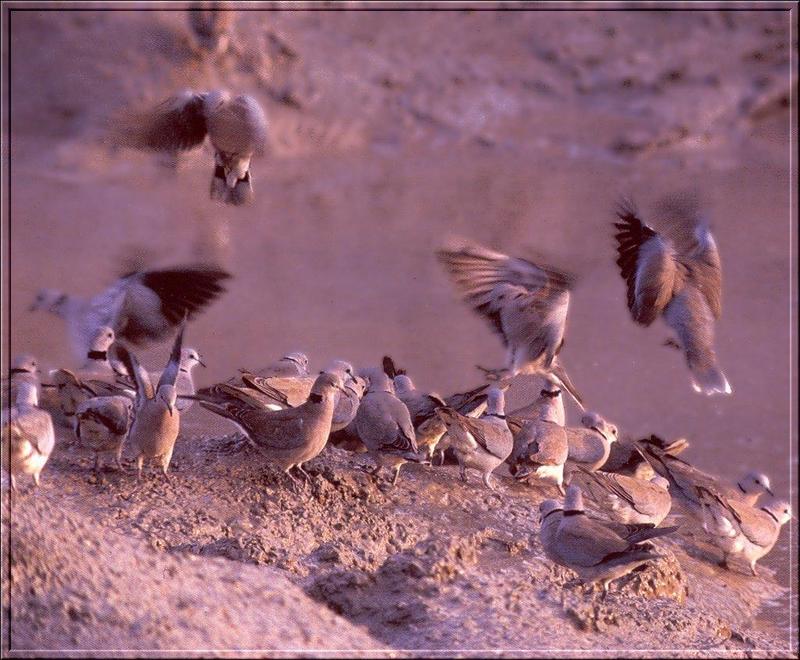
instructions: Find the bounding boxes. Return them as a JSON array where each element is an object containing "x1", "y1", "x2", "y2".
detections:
[
  {"x1": 198, "y1": 371, "x2": 344, "y2": 485},
  {"x1": 2, "y1": 372, "x2": 55, "y2": 492},
  {"x1": 613, "y1": 193, "x2": 730, "y2": 395},
  {"x1": 698, "y1": 487, "x2": 791, "y2": 575},
  {"x1": 564, "y1": 411, "x2": 617, "y2": 480},
  {"x1": 576, "y1": 467, "x2": 672, "y2": 527},
  {"x1": 541, "y1": 486, "x2": 676, "y2": 594},
  {"x1": 435, "y1": 385, "x2": 513, "y2": 491},
  {"x1": 30, "y1": 264, "x2": 229, "y2": 362},
  {"x1": 437, "y1": 239, "x2": 583, "y2": 408},
  {"x1": 75, "y1": 395, "x2": 134, "y2": 472},
  {"x1": 116, "y1": 324, "x2": 185, "y2": 481},
  {"x1": 355, "y1": 370, "x2": 424, "y2": 486},
  {"x1": 187, "y1": 2, "x2": 235, "y2": 54},
  {"x1": 116, "y1": 90, "x2": 267, "y2": 206},
  {"x1": 635, "y1": 441, "x2": 773, "y2": 517},
  {"x1": 507, "y1": 388, "x2": 569, "y2": 494}
]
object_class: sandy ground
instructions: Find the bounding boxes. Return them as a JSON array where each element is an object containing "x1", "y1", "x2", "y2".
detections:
[{"x1": 2, "y1": 4, "x2": 798, "y2": 656}]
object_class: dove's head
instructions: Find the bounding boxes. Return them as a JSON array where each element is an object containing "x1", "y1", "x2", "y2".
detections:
[
  {"x1": 10, "y1": 354, "x2": 39, "y2": 377},
  {"x1": 738, "y1": 471, "x2": 773, "y2": 498},
  {"x1": 538, "y1": 499, "x2": 563, "y2": 524},
  {"x1": 181, "y1": 348, "x2": 206, "y2": 372},
  {"x1": 761, "y1": 499, "x2": 792, "y2": 526},
  {"x1": 90, "y1": 326, "x2": 116, "y2": 353},
  {"x1": 282, "y1": 352, "x2": 309, "y2": 374},
  {"x1": 580, "y1": 412, "x2": 618, "y2": 444},
  {"x1": 324, "y1": 360, "x2": 356, "y2": 385},
  {"x1": 486, "y1": 386, "x2": 506, "y2": 416},
  {"x1": 651, "y1": 475, "x2": 670, "y2": 491}
]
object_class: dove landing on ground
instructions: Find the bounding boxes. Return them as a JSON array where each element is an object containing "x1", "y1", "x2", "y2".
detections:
[
  {"x1": 198, "y1": 371, "x2": 344, "y2": 485},
  {"x1": 31, "y1": 264, "x2": 229, "y2": 362},
  {"x1": 437, "y1": 240, "x2": 583, "y2": 408},
  {"x1": 698, "y1": 489, "x2": 791, "y2": 575},
  {"x1": 115, "y1": 90, "x2": 267, "y2": 206},
  {"x1": 117, "y1": 325, "x2": 186, "y2": 481},
  {"x1": 613, "y1": 193, "x2": 730, "y2": 396},
  {"x1": 540, "y1": 486, "x2": 676, "y2": 594},
  {"x1": 2, "y1": 376, "x2": 55, "y2": 492},
  {"x1": 120, "y1": 348, "x2": 205, "y2": 413},
  {"x1": 435, "y1": 386, "x2": 513, "y2": 491}
]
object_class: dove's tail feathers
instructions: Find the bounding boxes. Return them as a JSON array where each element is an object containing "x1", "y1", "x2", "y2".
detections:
[{"x1": 689, "y1": 362, "x2": 732, "y2": 397}]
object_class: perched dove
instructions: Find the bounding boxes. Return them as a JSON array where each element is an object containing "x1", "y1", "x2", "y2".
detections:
[
  {"x1": 435, "y1": 386, "x2": 514, "y2": 491},
  {"x1": 635, "y1": 441, "x2": 773, "y2": 516},
  {"x1": 116, "y1": 90, "x2": 267, "y2": 206},
  {"x1": 116, "y1": 325, "x2": 185, "y2": 480},
  {"x1": 437, "y1": 239, "x2": 583, "y2": 408},
  {"x1": 198, "y1": 371, "x2": 345, "y2": 485},
  {"x1": 30, "y1": 264, "x2": 229, "y2": 362},
  {"x1": 541, "y1": 486, "x2": 676, "y2": 594},
  {"x1": 613, "y1": 193, "x2": 730, "y2": 395},
  {"x1": 2, "y1": 373, "x2": 55, "y2": 492},
  {"x1": 576, "y1": 468, "x2": 672, "y2": 527}
]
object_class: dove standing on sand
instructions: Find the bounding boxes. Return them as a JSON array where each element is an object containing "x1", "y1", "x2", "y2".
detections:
[
  {"x1": 31, "y1": 264, "x2": 229, "y2": 362},
  {"x1": 507, "y1": 388, "x2": 569, "y2": 494},
  {"x1": 355, "y1": 370, "x2": 424, "y2": 486},
  {"x1": 540, "y1": 486, "x2": 676, "y2": 594},
  {"x1": 636, "y1": 441, "x2": 773, "y2": 516},
  {"x1": 698, "y1": 487, "x2": 792, "y2": 575},
  {"x1": 75, "y1": 395, "x2": 134, "y2": 472},
  {"x1": 187, "y1": 2, "x2": 235, "y2": 54},
  {"x1": 5, "y1": 355, "x2": 40, "y2": 404},
  {"x1": 576, "y1": 468, "x2": 672, "y2": 527},
  {"x1": 116, "y1": 326, "x2": 186, "y2": 481},
  {"x1": 613, "y1": 193, "x2": 730, "y2": 395},
  {"x1": 436, "y1": 385, "x2": 514, "y2": 491},
  {"x1": 563, "y1": 411, "x2": 617, "y2": 480},
  {"x1": 197, "y1": 371, "x2": 345, "y2": 485},
  {"x1": 437, "y1": 240, "x2": 583, "y2": 408},
  {"x1": 2, "y1": 372, "x2": 55, "y2": 492},
  {"x1": 116, "y1": 90, "x2": 267, "y2": 206}
]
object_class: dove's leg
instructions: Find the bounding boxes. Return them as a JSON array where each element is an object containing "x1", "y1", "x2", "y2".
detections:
[{"x1": 392, "y1": 465, "x2": 402, "y2": 486}]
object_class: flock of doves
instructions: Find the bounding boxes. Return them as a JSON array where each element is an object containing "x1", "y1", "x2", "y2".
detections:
[{"x1": 2, "y1": 7, "x2": 793, "y2": 596}]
